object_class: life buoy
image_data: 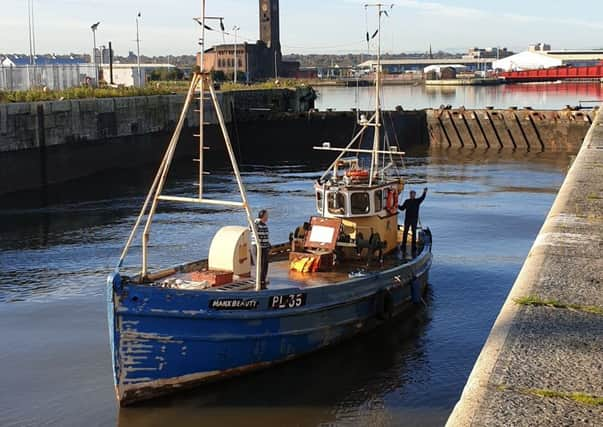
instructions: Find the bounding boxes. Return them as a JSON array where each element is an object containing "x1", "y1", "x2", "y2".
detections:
[
  {"x1": 345, "y1": 169, "x2": 369, "y2": 180},
  {"x1": 386, "y1": 188, "x2": 398, "y2": 215}
]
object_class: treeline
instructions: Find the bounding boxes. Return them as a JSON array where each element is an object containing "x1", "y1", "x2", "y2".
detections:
[
  {"x1": 125, "y1": 52, "x2": 460, "y2": 68},
  {"x1": 120, "y1": 52, "x2": 460, "y2": 68},
  {"x1": 115, "y1": 54, "x2": 197, "y2": 68},
  {"x1": 283, "y1": 51, "x2": 460, "y2": 68},
  {"x1": 3, "y1": 51, "x2": 464, "y2": 70}
]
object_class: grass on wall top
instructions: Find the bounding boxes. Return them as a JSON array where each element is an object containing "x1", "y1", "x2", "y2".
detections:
[{"x1": 0, "y1": 79, "x2": 309, "y2": 104}]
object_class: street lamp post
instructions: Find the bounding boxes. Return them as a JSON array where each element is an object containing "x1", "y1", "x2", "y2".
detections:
[
  {"x1": 27, "y1": 0, "x2": 38, "y2": 88},
  {"x1": 100, "y1": 45, "x2": 105, "y2": 68},
  {"x1": 91, "y1": 22, "x2": 100, "y2": 86},
  {"x1": 136, "y1": 12, "x2": 142, "y2": 87},
  {"x1": 233, "y1": 25, "x2": 240, "y2": 83},
  {"x1": 274, "y1": 50, "x2": 278, "y2": 80},
  {"x1": 27, "y1": 0, "x2": 37, "y2": 66}
]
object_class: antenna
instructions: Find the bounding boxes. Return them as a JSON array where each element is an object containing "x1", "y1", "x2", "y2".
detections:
[{"x1": 136, "y1": 12, "x2": 142, "y2": 88}]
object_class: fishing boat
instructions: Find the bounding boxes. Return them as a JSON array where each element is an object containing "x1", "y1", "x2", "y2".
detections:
[{"x1": 107, "y1": 2, "x2": 432, "y2": 406}]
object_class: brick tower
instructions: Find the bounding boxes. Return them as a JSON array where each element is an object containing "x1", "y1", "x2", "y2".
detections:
[{"x1": 259, "y1": 0, "x2": 281, "y2": 53}]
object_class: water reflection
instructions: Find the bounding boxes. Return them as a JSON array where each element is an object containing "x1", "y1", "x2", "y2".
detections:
[
  {"x1": 316, "y1": 82, "x2": 603, "y2": 111},
  {"x1": 427, "y1": 145, "x2": 573, "y2": 169},
  {"x1": 118, "y1": 305, "x2": 432, "y2": 427}
]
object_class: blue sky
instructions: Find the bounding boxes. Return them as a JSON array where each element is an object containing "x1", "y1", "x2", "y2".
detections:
[{"x1": 1, "y1": 0, "x2": 602, "y2": 57}]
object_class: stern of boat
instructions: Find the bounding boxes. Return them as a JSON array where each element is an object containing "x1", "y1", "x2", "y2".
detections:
[{"x1": 106, "y1": 271, "x2": 122, "y2": 401}]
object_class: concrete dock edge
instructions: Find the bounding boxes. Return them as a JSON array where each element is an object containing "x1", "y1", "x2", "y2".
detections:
[{"x1": 446, "y1": 106, "x2": 603, "y2": 426}]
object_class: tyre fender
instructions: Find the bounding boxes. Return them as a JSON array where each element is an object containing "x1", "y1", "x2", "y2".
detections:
[{"x1": 375, "y1": 288, "x2": 394, "y2": 320}]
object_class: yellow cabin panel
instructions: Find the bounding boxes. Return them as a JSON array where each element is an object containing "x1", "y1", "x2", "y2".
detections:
[{"x1": 342, "y1": 213, "x2": 399, "y2": 254}]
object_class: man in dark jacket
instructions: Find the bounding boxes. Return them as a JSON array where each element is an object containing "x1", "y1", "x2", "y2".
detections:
[
  {"x1": 399, "y1": 188, "x2": 428, "y2": 255},
  {"x1": 251, "y1": 209, "x2": 271, "y2": 289}
]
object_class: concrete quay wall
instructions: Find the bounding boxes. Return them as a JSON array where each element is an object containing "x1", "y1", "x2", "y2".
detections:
[
  {"x1": 428, "y1": 108, "x2": 595, "y2": 151},
  {"x1": 0, "y1": 88, "x2": 315, "y2": 154},
  {"x1": 0, "y1": 107, "x2": 425, "y2": 197},
  {"x1": 0, "y1": 88, "x2": 316, "y2": 195},
  {"x1": 0, "y1": 97, "x2": 593, "y2": 197},
  {"x1": 446, "y1": 107, "x2": 603, "y2": 426}
]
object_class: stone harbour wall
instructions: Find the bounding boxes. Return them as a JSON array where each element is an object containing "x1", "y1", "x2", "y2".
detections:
[
  {"x1": 0, "y1": 87, "x2": 316, "y2": 195},
  {"x1": 446, "y1": 106, "x2": 603, "y2": 426}
]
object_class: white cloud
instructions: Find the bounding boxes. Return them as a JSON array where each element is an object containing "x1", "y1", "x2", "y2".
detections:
[{"x1": 395, "y1": 0, "x2": 486, "y2": 19}]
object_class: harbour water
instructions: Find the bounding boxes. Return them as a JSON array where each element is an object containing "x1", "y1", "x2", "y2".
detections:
[
  {"x1": 0, "y1": 84, "x2": 591, "y2": 426},
  {"x1": 315, "y1": 81, "x2": 603, "y2": 111}
]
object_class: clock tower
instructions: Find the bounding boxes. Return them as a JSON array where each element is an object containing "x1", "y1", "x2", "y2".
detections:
[{"x1": 259, "y1": 0, "x2": 280, "y2": 52}]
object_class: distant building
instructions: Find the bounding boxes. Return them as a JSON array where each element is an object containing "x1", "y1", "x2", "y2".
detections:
[
  {"x1": 99, "y1": 63, "x2": 176, "y2": 87},
  {"x1": 295, "y1": 67, "x2": 318, "y2": 79},
  {"x1": 528, "y1": 43, "x2": 552, "y2": 53},
  {"x1": 1, "y1": 54, "x2": 85, "y2": 67},
  {"x1": 315, "y1": 65, "x2": 355, "y2": 80},
  {"x1": 359, "y1": 58, "x2": 496, "y2": 73},
  {"x1": 494, "y1": 44, "x2": 603, "y2": 71},
  {"x1": 423, "y1": 64, "x2": 468, "y2": 75},
  {"x1": 0, "y1": 54, "x2": 93, "y2": 90},
  {"x1": 544, "y1": 49, "x2": 603, "y2": 67},
  {"x1": 493, "y1": 51, "x2": 562, "y2": 71},
  {"x1": 202, "y1": 0, "x2": 299, "y2": 81},
  {"x1": 463, "y1": 47, "x2": 512, "y2": 60},
  {"x1": 96, "y1": 46, "x2": 114, "y2": 65},
  {"x1": 204, "y1": 42, "x2": 274, "y2": 81}
]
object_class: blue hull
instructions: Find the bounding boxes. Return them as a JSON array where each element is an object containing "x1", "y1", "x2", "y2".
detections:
[{"x1": 108, "y1": 243, "x2": 432, "y2": 405}]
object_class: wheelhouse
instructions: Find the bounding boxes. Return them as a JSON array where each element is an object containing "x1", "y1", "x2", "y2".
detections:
[{"x1": 315, "y1": 184, "x2": 399, "y2": 218}]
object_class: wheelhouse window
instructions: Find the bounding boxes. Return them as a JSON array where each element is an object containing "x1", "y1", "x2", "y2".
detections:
[
  {"x1": 327, "y1": 191, "x2": 346, "y2": 215},
  {"x1": 316, "y1": 190, "x2": 323, "y2": 213},
  {"x1": 351, "y1": 192, "x2": 370, "y2": 215},
  {"x1": 374, "y1": 190, "x2": 383, "y2": 212}
]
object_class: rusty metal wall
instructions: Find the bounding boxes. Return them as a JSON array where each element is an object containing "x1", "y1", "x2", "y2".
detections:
[{"x1": 427, "y1": 107, "x2": 596, "y2": 151}]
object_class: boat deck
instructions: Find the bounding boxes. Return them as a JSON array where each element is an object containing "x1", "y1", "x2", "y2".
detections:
[
  {"x1": 155, "y1": 252, "x2": 418, "y2": 292},
  {"x1": 253, "y1": 260, "x2": 354, "y2": 290}
]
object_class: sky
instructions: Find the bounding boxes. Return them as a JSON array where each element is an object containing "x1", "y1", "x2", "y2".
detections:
[{"x1": 1, "y1": 0, "x2": 603, "y2": 57}]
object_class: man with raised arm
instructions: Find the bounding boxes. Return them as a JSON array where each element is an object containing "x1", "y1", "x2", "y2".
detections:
[{"x1": 398, "y1": 188, "x2": 428, "y2": 255}]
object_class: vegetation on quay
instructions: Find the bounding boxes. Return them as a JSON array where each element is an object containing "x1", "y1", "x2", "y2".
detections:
[
  {"x1": 219, "y1": 79, "x2": 309, "y2": 91},
  {"x1": 0, "y1": 86, "x2": 177, "y2": 103},
  {"x1": 0, "y1": 79, "x2": 311, "y2": 104},
  {"x1": 495, "y1": 384, "x2": 603, "y2": 406},
  {"x1": 514, "y1": 295, "x2": 603, "y2": 316},
  {"x1": 528, "y1": 388, "x2": 603, "y2": 406}
]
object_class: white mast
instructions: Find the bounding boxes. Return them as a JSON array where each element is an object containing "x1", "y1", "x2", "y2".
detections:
[
  {"x1": 136, "y1": 12, "x2": 142, "y2": 88},
  {"x1": 371, "y1": 3, "x2": 382, "y2": 184},
  {"x1": 365, "y1": 3, "x2": 391, "y2": 186},
  {"x1": 313, "y1": 4, "x2": 402, "y2": 184}
]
